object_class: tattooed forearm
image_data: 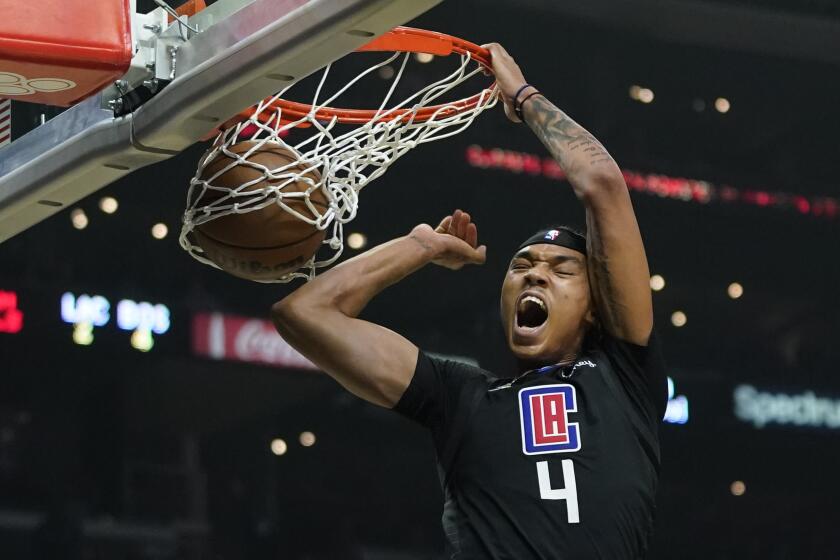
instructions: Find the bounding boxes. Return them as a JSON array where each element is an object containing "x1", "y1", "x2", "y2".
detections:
[{"x1": 522, "y1": 95, "x2": 617, "y2": 176}]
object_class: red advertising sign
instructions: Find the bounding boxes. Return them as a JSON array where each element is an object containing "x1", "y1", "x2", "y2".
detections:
[
  {"x1": 191, "y1": 312, "x2": 317, "y2": 371},
  {"x1": 0, "y1": 290, "x2": 23, "y2": 334}
]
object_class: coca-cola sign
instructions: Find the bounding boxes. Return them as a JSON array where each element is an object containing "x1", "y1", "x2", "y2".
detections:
[{"x1": 192, "y1": 313, "x2": 317, "y2": 371}]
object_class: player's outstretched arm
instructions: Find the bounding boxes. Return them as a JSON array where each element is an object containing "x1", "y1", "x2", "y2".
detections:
[
  {"x1": 271, "y1": 210, "x2": 486, "y2": 408},
  {"x1": 485, "y1": 43, "x2": 653, "y2": 346}
]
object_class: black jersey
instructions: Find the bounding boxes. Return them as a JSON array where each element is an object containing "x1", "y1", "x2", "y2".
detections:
[{"x1": 394, "y1": 332, "x2": 668, "y2": 560}]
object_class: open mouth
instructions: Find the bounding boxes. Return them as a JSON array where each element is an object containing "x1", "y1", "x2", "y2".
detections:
[{"x1": 516, "y1": 294, "x2": 548, "y2": 329}]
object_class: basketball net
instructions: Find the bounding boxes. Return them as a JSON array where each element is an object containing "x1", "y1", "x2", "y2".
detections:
[{"x1": 180, "y1": 34, "x2": 498, "y2": 282}]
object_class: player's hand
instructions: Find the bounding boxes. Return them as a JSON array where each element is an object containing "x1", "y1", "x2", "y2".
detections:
[
  {"x1": 482, "y1": 42, "x2": 533, "y2": 123},
  {"x1": 411, "y1": 209, "x2": 487, "y2": 270}
]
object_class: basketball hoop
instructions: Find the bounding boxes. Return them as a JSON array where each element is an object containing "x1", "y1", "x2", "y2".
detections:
[{"x1": 180, "y1": 27, "x2": 499, "y2": 282}]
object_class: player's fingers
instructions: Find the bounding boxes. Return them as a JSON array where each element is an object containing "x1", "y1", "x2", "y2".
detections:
[
  {"x1": 466, "y1": 222, "x2": 478, "y2": 248},
  {"x1": 457, "y1": 212, "x2": 470, "y2": 239},
  {"x1": 451, "y1": 211, "x2": 463, "y2": 238},
  {"x1": 448, "y1": 209, "x2": 462, "y2": 235},
  {"x1": 435, "y1": 215, "x2": 452, "y2": 233},
  {"x1": 472, "y1": 244, "x2": 487, "y2": 265},
  {"x1": 488, "y1": 43, "x2": 515, "y2": 66},
  {"x1": 481, "y1": 42, "x2": 508, "y2": 57}
]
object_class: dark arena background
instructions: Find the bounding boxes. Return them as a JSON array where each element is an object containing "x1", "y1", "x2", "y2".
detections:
[{"x1": 2, "y1": 0, "x2": 840, "y2": 558}]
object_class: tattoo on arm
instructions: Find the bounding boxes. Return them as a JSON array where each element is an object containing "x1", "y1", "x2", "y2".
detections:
[
  {"x1": 586, "y1": 218, "x2": 625, "y2": 335},
  {"x1": 524, "y1": 96, "x2": 616, "y2": 173},
  {"x1": 409, "y1": 233, "x2": 433, "y2": 252}
]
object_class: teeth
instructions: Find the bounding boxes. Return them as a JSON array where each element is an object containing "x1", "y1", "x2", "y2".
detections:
[{"x1": 522, "y1": 295, "x2": 546, "y2": 310}]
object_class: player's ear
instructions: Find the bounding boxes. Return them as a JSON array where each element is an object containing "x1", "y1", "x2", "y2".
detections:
[
  {"x1": 584, "y1": 306, "x2": 597, "y2": 331},
  {"x1": 583, "y1": 293, "x2": 598, "y2": 332},
  {"x1": 584, "y1": 309, "x2": 603, "y2": 350},
  {"x1": 583, "y1": 265, "x2": 597, "y2": 328}
]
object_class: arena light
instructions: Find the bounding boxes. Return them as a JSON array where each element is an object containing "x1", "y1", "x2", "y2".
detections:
[
  {"x1": 715, "y1": 97, "x2": 731, "y2": 113},
  {"x1": 377, "y1": 65, "x2": 396, "y2": 80},
  {"x1": 270, "y1": 438, "x2": 288, "y2": 456},
  {"x1": 299, "y1": 431, "x2": 316, "y2": 447},
  {"x1": 649, "y1": 275, "x2": 665, "y2": 292},
  {"x1": 347, "y1": 232, "x2": 367, "y2": 250},
  {"x1": 628, "y1": 85, "x2": 654, "y2": 104},
  {"x1": 670, "y1": 311, "x2": 687, "y2": 327},
  {"x1": 70, "y1": 208, "x2": 88, "y2": 230},
  {"x1": 378, "y1": 65, "x2": 395, "y2": 80},
  {"x1": 414, "y1": 52, "x2": 434, "y2": 63},
  {"x1": 727, "y1": 282, "x2": 743, "y2": 299},
  {"x1": 99, "y1": 196, "x2": 118, "y2": 214},
  {"x1": 730, "y1": 481, "x2": 746, "y2": 496},
  {"x1": 151, "y1": 223, "x2": 168, "y2": 239}
]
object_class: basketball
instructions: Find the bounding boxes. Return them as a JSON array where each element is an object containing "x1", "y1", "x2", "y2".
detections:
[{"x1": 191, "y1": 140, "x2": 327, "y2": 281}]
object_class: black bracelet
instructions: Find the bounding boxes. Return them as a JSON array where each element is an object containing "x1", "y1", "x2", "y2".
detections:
[
  {"x1": 515, "y1": 90, "x2": 542, "y2": 121},
  {"x1": 512, "y1": 84, "x2": 532, "y2": 107}
]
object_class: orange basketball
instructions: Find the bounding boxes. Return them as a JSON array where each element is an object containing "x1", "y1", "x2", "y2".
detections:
[{"x1": 191, "y1": 141, "x2": 327, "y2": 281}]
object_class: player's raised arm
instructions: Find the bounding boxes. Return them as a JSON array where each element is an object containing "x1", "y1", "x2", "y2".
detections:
[
  {"x1": 271, "y1": 210, "x2": 486, "y2": 408},
  {"x1": 485, "y1": 43, "x2": 653, "y2": 347}
]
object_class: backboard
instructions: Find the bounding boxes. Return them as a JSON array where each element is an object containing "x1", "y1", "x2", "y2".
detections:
[{"x1": 0, "y1": 0, "x2": 443, "y2": 243}]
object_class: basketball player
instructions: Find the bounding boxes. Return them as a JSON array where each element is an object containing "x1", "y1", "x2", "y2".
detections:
[{"x1": 272, "y1": 43, "x2": 666, "y2": 559}]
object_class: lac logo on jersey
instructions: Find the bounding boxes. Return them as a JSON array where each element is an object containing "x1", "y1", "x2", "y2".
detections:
[{"x1": 518, "y1": 384, "x2": 581, "y2": 455}]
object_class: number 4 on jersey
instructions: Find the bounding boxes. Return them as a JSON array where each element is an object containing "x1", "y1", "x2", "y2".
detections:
[
  {"x1": 537, "y1": 460, "x2": 580, "y2": 523},
  {"x1": 519, "y1": 385, "x2": 582, "y2": 523}
]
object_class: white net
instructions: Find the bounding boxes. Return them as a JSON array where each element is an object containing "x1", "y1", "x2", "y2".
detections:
[{"x1": 180, "y1": 47, "x2": 498, "y2": 282}]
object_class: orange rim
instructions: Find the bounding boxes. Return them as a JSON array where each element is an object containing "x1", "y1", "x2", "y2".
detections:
[{"x1": 224, "y1": 27, "x2": 495, "y2": 131}]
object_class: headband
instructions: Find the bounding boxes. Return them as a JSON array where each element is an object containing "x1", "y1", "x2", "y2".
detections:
[{"x1": 516, "y1": 227, "x2": 587, "y2": 256}]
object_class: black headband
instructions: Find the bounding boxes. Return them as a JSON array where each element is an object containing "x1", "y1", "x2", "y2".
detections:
[{"x1": 516, "y1": 227, "x2": 588, "y2": 256}]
